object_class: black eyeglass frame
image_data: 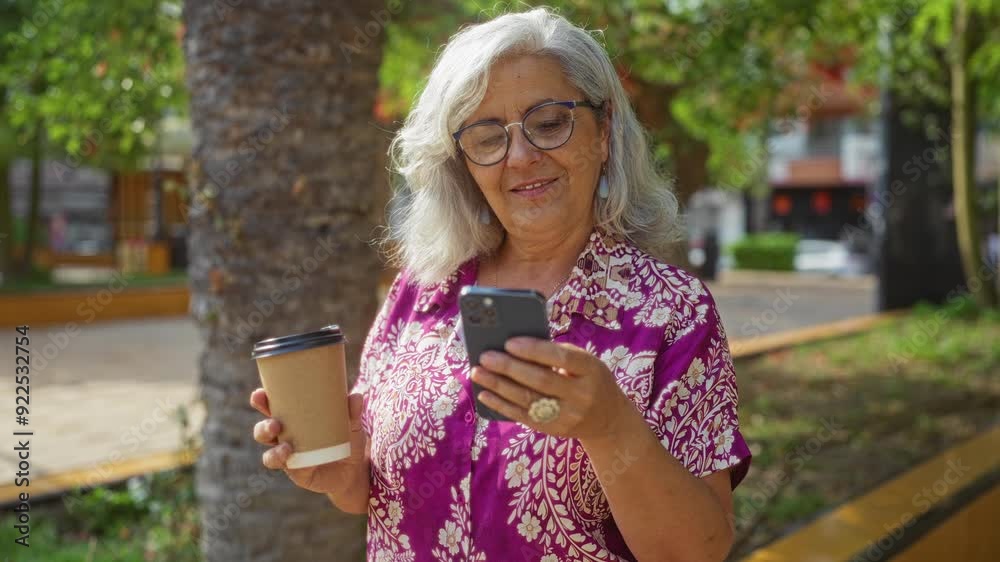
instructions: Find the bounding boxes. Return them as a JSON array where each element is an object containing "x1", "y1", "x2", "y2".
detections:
[{"x1": 452, "y1": 99, "x2": 603, "y2": 166}]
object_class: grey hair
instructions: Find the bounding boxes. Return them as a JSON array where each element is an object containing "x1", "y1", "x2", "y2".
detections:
[{"x1": 381, "y1": 6, "x2": 682, "y2": 287}]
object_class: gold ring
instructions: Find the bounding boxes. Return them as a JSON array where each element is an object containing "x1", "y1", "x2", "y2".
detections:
[{"x1": 528, "y1": 397, "x2": 561, "y2": 423}]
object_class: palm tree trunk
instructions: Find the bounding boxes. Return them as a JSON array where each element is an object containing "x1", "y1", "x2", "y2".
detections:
[
  {"x1": 951, "y1": 0, "x2": 996, "y2": 307},
  {"x1": 183, "y1": 1, "x2": 386, "y2": 560}
]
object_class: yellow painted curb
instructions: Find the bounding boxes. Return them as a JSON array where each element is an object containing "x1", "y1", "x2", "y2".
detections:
[
  {"x1": 0, "y1": 449, "x2": 200, "y2": 506},
  {"x1": 0, "y1": 285, "x2": 189, "y2": 328},
  {"x1": 729, "y1": 310, "x2": 904, "y2": 359},
  {"x1": 892, "y1": 484, "x2": 1000, "y2": 561},
  {"x1": 742, "y1": 425, "x2": 1000, "y2": 561}
]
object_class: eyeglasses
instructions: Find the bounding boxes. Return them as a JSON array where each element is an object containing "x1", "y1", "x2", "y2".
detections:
[{"x1": 452, "y1": 99, "x2": 602, "y2": 166}]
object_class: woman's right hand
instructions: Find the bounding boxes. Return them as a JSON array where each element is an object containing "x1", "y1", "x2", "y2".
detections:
[{"x1": 250, "y1": 388, "x2": 370, "y2": 496}]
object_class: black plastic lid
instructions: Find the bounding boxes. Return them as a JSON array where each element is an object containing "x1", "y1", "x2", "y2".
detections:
[{"x1": 251, "y1": 324, "x2": 345, "y2": 360}]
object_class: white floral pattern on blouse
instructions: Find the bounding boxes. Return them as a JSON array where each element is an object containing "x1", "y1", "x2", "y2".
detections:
[{"x1": 353, "y1": 226, "x2": 752, "y2": 561}]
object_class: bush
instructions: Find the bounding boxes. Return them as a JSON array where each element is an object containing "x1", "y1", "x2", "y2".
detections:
[
  {"x1": 12, "y1": 215, "x2": 48, "y2": 247},
  {"x1": 63, "y1": 481, "x2": 151, "y2": 538},
  {"x1": 58, "y1": 468, "x2": 201, "y2": 561},
  {"x1": 728, "y1": 233, "x2": 800, "y2": 271}
]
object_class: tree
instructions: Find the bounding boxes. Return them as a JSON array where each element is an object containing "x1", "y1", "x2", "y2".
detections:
[
  {"x1": 0, "y1": 0, "x2": 28, "y2": 277},
  {"x1": 946, "y1": 0, "x2": 999, "y2": 307},
  {"x1": 0, "y1": 0, "x2": 186, "y2": 278},
  {"x1": 183, "y1": 0, "x2": 386, "y2": 560},
  {"x1": 831, "y1": 0, "x2": 1000, "y2": 307}
]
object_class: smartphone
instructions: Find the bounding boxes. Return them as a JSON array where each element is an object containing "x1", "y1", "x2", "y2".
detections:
[{"x1": 459, "y1": 285, "x2": 551, "y2": 421}]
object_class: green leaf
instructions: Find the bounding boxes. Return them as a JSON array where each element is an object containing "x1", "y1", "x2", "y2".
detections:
[{"x1": 0, "y1": 0, "x2": 185, "y2": 166}]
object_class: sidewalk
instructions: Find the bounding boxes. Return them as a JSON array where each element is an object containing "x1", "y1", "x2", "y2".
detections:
[
  {"x1": 0, "y1": 318, "x2": 204, "y2": 489},
  {"x1": 0, "y1": 278, "x2": 875, "y2": 490}
]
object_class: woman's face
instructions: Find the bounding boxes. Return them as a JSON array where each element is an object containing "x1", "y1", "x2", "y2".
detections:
[{"x1": 459, "y1": 55, "x2": 609, "y2": 240}]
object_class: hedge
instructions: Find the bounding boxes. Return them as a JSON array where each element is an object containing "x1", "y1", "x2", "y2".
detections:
[{"x1": 727, "y1": 232, "x2": 800, "y2": 271}]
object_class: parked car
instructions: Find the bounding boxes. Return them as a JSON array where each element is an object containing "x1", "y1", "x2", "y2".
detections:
[{"x1": 794, "y1": 238, "x2": 870, "y2": 275}]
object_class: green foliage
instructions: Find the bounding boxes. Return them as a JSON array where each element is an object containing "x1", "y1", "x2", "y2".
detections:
[
  {"x1": 827, "y1": 0, "x2": 1000, "y2": 120},
  {"x1": 805, "y1": 296, "x2": 1000, "y2": 374},
  {"x1": 727, "y1": 232, "x2": 800, "y2": 271},
  {"x1": 842, "y1": 301, "x2": 998, "y2": 383},
  {"x1": 11, "y1": 214, "x2": 47, "y2": 246},
  {"x1": 0, "y1": 265, "x2": 51, "y2": 288},
  {"x1": 63, "y1": 484, "x2": 151, "y2": 538},
  {"x1": 0, "y1": 0, "x2": 187, "y2": 169},
  {"x1": 378, "y1": 1, "x2": 827, "y2": 191},
  {"x1": 0, "y1": 268, "x2": 187, "y2": 293},
  {"x1": 0, "y1": 468, "x2": 200, "y2": 561},
  {"x1": 912, "y1": 293, "x2": 978, "y2": 320},
  {"x1": 379, "y1": 0, "x2": 1000, "y2": 200},
  {"x1": 768, "y1": 490, "x2": 829, "y2": 525},
  {"x1": 0, "y1": 514, "x2": 147, "y2": 561},
  {"x1": 63, "y1": 469, "x2": 192, "y2": 536}
]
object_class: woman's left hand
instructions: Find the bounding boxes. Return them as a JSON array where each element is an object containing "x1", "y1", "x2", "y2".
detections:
[{"x1": 471, "y1": 336, "x2": 636, "y2": 442}]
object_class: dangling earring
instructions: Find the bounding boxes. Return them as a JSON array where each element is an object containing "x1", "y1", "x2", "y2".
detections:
[
  {"x1": 598, "y1": 166, "x2": 610, "y2": 199},
  {"x1": 478, "y1": 205, "x2": 492, "y2": 224}
]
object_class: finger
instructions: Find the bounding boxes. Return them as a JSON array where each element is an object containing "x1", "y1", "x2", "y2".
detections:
[
  {"x1": 262, "y1": 442, "x2": 292, "y2": 470},
  {"x1": 504, "y1": 338, "x2": 592, "y2": 375},
  {"x1": 347, "y1": 392, "x2": 365, "y2": 431},
  {"x1": 476, "y1": 389, "x2": 528, "y2": 425},
  {"x1": 250, "y1": 388, "x2": 271, "y2": 417},
  {"x1": 478, "y1": 351, "x2": 570, "y2": 397},
  {"x1": 253, "y1": 418, "x2": 281, "y2": 445},
  {"x1": 471, "y1": 367, "x2": 541, "y2": 409}
]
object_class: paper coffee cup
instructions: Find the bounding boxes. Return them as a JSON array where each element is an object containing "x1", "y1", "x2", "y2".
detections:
[{"x1": 251, "y1": 325, "x2": 351, "y2": 469}]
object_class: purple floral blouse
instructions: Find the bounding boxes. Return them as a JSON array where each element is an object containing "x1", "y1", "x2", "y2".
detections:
[{"x1": 352, "y1": 226, "x2": 752, "y2": 561}]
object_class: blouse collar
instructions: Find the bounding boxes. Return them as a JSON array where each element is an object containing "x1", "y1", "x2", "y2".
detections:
[{"x1": 415, "y1": 225, "x2": 636, "y2": 335}]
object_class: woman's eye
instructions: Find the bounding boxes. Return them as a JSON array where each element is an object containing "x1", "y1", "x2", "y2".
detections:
[
  {"x1": 535, "y1": 120, "x2": 566, "y2": 134},
  {"x1": 477, "y1": 134, "x2": 505, "y2": 148}
]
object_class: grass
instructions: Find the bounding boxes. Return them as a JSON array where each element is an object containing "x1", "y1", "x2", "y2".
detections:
[
  {"x1": 0, "y1": 269, "x2": 188, "y2": 294},
  {"x1": 0, "y1": 467, "x2": 201, "y2": 562},
  {"x1": 0, "y1": 517, "x2": 145, "y2": 561},
  {"x1": 728, "y1": 298, "x2": 1000, "y2": 558}
]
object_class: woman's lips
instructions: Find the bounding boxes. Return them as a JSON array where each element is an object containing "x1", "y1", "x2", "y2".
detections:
[{"x1": 510, "y1": 177, "x2": 557, "y2": 199}]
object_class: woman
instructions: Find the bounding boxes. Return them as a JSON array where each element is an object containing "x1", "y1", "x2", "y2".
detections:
[{"x1": 252, "y1": 7, "x2": 752, "y2": 561}]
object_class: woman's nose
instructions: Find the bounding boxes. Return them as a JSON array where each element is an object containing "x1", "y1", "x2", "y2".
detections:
[{"x1": 505, "y1": 124, "x2": 542, "y2": 168}]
